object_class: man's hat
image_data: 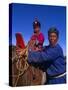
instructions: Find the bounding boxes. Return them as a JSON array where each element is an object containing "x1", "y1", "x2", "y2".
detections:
[{"x1": 48, "y1": 27, "x2": 59, "y2": 37}]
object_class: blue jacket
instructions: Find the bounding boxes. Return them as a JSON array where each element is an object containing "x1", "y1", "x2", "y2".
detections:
[{"x1": 28, "y1": 44, "x2": 66, "y2": 76}]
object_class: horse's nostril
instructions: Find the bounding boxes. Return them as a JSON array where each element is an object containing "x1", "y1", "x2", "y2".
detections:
[{"x1": 33, "y1": 75, "x2": 36, "y2": 80}]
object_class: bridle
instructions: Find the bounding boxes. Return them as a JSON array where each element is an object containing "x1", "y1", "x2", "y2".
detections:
[{"x1": 12, "y1": 47, "x2": 29, "y2": 86}]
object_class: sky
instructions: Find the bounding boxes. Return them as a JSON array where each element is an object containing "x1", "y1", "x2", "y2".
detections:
[{"x1": 10, "y1": 3, "x2": 66, "y2": 55}]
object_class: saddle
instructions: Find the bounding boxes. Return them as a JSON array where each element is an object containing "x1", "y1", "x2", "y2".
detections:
[
  {"x1": 16, "y1": 33, "x2": 26, "y2": 49},
  {"x1": 12, "y1": 33, "x2": 46, "y2": 86}
]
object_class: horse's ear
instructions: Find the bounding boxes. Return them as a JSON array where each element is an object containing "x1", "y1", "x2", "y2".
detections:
[{"x1": 15, "y1": 33, "x2": 25, "y2": 49}]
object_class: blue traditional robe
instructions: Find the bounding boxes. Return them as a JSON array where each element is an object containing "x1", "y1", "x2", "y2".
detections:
[{"x1": 28, "y1": 44, "x2": 66, "y2": 84}]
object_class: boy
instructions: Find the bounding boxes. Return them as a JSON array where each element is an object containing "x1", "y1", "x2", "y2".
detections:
[{"x1": 29, "y1": 18, "x2": 44, "y2": 51}]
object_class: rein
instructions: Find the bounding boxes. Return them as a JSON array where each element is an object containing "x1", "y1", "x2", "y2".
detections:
[{"x1": 12, "y1": 46, "x2": 29, "y2": 86}]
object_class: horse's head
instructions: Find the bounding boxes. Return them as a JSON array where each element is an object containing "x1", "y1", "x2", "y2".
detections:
[
  {"x1": 11, "y1": 47, "x2": 29, "y2": 86},
  {"x1": 15, "y1": 47, "x2": 28, "y2": 72}
]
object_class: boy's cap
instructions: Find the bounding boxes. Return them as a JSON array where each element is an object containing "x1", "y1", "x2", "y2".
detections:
[{"x1": 33, "y1": 18, "x2": 41, "y2": 28}]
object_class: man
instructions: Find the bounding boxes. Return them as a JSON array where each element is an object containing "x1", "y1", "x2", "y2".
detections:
[{"x1": 28, "y1": 27, "x2": 66, "y2": 84}]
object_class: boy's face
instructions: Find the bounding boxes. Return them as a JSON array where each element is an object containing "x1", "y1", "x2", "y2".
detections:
[
  {"x1": 34, "y1": 26, "x2": 40, "y2": 33},
  {"x1": 48, "y1": 32, "x2": 58, "y2": 46}
]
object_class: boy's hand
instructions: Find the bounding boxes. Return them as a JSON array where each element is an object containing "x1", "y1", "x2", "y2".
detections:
[
  {"x1": 16, "y1": 47, "x2": 22, "y2": 55},
  {"x1": 33, "y1": 47, "x2": 42, "y2": 51}
]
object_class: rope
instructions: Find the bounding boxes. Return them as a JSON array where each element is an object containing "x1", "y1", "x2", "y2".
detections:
[{"x1": 12, "y1": 46, "x2": 29, "y2": 86}]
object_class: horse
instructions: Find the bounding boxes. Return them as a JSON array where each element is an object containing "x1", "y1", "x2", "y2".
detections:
[{"x1": 9, "y1": 40, "x2": 46, "y2": 87}]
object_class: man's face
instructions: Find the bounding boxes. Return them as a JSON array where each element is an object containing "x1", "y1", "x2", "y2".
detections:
[
  {"x1": 34, "y1": 26, "x2": 40, "y2": 33},
  {"x1": 48, "y1": 32, "x2": 58, "y2": 46}
]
